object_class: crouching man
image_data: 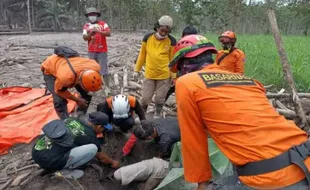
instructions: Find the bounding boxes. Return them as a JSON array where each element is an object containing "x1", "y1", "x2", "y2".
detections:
[
  {"x1": 112, "y1": 118, "x2": 180, "y2": 190},
  {"x1": 97, "y1": 94, "x2": 146, "y2": 156},
  {"x1": 134, "y1": 117, "x2": 180, "y2": 158},
  {"x1": 32, "y1": 112, "x2": 119, "y2": 175}
]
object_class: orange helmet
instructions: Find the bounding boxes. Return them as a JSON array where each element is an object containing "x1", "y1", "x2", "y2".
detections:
[
  {"x1": 218, "y1": 31, "x2": 236, "y2": 43},
  {"x1": 80, "y1": 70, "x2": 102, "y2": 92}
]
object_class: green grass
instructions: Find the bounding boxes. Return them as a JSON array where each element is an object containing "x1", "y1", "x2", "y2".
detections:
[{"x1": 173, "y1": 33, "x2": 310, "y2": 92}]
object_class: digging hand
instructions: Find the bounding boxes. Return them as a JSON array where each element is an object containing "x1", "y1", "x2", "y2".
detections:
[
  {"x1": 111, "y1": 160, "x2": 120, "y2": 169},
  {"x1": 76, "y1": 98, "x2": 88, "y2": 108}
]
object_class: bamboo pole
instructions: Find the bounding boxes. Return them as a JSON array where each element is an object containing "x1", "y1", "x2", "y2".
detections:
[
  {"x1": 267, "y1": 10, "x2": 308, "y2": 130},
  {"x1": 27, "y1": 0, "x2": 32, "y2": 33}
]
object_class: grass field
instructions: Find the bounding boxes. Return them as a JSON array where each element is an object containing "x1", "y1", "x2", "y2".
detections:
[{"x1": 175, "y1": 33, "x2": 310, "y2": 92}]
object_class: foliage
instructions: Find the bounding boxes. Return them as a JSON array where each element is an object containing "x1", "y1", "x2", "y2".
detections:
[{"x1": 0, "y1": 0, "x2": 309, "y2": 35}]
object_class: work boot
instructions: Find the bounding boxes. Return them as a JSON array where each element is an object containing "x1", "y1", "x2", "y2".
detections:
[
  {"x1": 154, "y1": 104, "x2": 163, "y2": 119},
  {"x1": 142, "y1": 105, "x2": 148, "y2": 113},
  {"x1": 103, "y1": 75, "x2": 110, "y2": 97}
]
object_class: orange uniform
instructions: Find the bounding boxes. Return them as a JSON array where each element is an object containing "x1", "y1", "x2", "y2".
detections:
[
  {"x1": 215, "y1": 48, "x2": 245, "y2": 74},
  {"x1": 175, "y1": 64, "x2": 309, "y2": 189},
  {"x1": 41, "y1": 54, "x2": 100, "y2": 98}
]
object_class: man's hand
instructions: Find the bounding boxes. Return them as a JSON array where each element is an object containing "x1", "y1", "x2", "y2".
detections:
[
  {"x1": 133, "y1": 72, "x2": 139, "y2": 80},
  {"x1": 196, "y1": 181, "x2": 210, "y2": 190},
  {"x1": 76, "y1": 98, "x2": 88, "y2": 108},
  {"x1": 111, "y1": 160, "x2": 120, "y2": 169}
]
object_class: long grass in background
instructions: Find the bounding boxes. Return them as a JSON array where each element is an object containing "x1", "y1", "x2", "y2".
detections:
[{"x1": 174, "y1": 32, "x2": 310, "y2": 92}]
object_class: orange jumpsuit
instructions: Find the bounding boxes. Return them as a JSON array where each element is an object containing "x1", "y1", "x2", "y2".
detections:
[
  {"x1": 175, "y1": 64, "x2": 310, "y2": 189},
  {"x1": 41, "y1": 54, "x2": 100, "y2": 99},
  {"x1": 215, "y1": 49, "x2": 245, "y2": 74}
]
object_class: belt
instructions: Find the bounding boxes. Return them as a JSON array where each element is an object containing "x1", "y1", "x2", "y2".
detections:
[{"x1": 236, "y1": 141, "x2": 310, "y2": 184}]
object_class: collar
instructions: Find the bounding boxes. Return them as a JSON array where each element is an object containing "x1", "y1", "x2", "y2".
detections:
[{"x1": 201, "y1": 63, "x2": 221, "y2": 70}]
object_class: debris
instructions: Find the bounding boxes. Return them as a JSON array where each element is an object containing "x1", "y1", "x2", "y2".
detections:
[
  {"x1": 123, "y1": 67, "x2": 128, "y2": 87},
  {"x1": 90, "y1": 164, "x2": 103, "y2": 180},
  {"x1": 7, "y1": 164, "x2": 39, "y2": 175},
  {"x1": 11, "y1": 172, "x2": 31, "y2": 187},
  {"x1": 21, "y1": 82, "x2": 31, "y2": 87},
  {"x1": 0, "y1": 178, "x2": 13, "y2": 190}
]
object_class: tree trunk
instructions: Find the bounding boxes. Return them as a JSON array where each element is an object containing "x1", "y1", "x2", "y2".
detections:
[
  {"x1": 267, "y1": 9, "x2": 308, "y2": 130},
  {"x1": 27, "y1": 0, "x2": 32, "y2": 32},
  {"x1": 31, "y1": 0, "x2": 35, "y2": 28}
]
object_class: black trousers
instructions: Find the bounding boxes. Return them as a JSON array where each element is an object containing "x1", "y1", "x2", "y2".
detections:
[
  {"x1": 43, "y1": 74, "x2": 92, "y2": 120},
  {"x1": 113, "y1": 116, "x2": 135, "y2": 132}
]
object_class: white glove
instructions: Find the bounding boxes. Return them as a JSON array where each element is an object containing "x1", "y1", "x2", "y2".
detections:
[{"x1": 133, "y1": 72, "x2": 139, "y2": 80}]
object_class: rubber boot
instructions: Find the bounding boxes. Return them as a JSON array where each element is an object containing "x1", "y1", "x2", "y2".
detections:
[
  {"x1": 122, "y1": 134, "x2": 137, "y2": 156},
  {"x1": 154, "y1": 104, "x2": 163, "y2": 119},
  {"x1": 103, "y1": 75, "x2": 110, "y2": 97},
  {"x1": 142, "y1": 105, "x2": 148, "y2": 113}
]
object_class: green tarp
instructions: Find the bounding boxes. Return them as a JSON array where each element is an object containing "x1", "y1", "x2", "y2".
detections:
[{"x1": 155, "y1": 138, "x2": 232, "y2": 190}]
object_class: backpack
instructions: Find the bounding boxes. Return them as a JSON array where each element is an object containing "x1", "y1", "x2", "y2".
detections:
[
  {"x1": 54, "y1": 46, "x2": 79, "y2": 80},
  {"x1": 42, "y1": 120, "x2": 75, "y2": 148}
]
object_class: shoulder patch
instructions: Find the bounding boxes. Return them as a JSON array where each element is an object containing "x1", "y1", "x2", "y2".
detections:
[
  {"x1": 198, "y1": 72, "x2": 255, "y2": 88},
  {"x1": 168, "y1": 35, "x2": 177, "y2": 46},
  {"x1": 143, "y1": 32, "x2": 155, "y2": 43}
]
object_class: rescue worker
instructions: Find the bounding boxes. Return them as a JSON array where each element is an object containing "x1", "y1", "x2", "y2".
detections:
[
  {"x1": 41, "y1": 53, "x2": 102, "y2": 120},
  {"x1": 165, "y1": 25, "x2": 198, "y2": 102},
  {"x1": 83, "y1": 7, "x2": 111, "y2": 95},
  {"x1": 133, "y1": 15, "x2": 177, "y2": 118},
  {"x1": 32, "y1": 112, "x2": 119, "y2": 173},
  {"x1": 134, "y1": 117, "x2": 180, "y2": 159},
  {"x1": 169, "y1": 34, "x2": 310, "y2": 189},
  {"x1": 97, "y1": 94, "x2": 146, "y2": 156},
  {"x1": 215, "y1": 31, "x2": 246, "y2": 74}
]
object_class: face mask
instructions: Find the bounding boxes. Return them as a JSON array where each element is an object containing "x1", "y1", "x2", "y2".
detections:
[
  {"x1": 155, "y1": 32, "x2": 167, "y2": 40},
  {"x1": 221, "y1": 43, "x2": 232, "y2": 52},
  {"x1": 88, "y1": 16, "x2": 97, "y2": 23}
]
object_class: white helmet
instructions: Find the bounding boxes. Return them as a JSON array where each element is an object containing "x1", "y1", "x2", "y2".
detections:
[{"x1": 112, "y1": 94, "x2": 130, "y2": 119}]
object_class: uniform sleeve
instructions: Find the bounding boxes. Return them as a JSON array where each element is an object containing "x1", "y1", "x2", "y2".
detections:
[
  {"x1": 54, "y1": 78, "x2": 73, "y2": 99},
  {"x1": 134, "y1": 41, "x2": 147, "y2": 72},
  {"x1": 134, "y1": 100, "x2": 146, "y2": 121},
  {"x1": 235, "y1": 51, "x2": 246, "y2": 74},
  {"x1": 175, "y1": 80, "x2": 212, "y2": 183},
  {"x1": 97, "y1": 101, "x2": 113, "y2": 123}
]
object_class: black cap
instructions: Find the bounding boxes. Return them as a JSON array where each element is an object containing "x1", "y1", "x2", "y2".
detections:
[{"x1": 88, "y1": 112, "x2": 109, "y2": 125}]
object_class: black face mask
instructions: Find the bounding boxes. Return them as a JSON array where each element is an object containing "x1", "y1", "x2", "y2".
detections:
[{"x1": 221, "y1": 42, "x2": 233, "y2": 51}]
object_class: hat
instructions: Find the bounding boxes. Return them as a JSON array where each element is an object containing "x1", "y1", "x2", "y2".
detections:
[
  {"x1": 88, "y1": 112, "x2": 113, "y2": 131},
  {"x1": 43, "y1": 120, "x2": 75, "y2": 147},
  {"x1": 85, "y1": 7, "x2": 101, "y2": 17},
  {"x1": 158, "y1": 15, "x2": 173, "y2": 28}
]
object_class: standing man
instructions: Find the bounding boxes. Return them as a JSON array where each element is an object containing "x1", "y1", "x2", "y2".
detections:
[
  {"x1": 134, "y1": 15, "x2": 177, "y2": 118},
  {"x1": 215, "y1": 31, "x2": 246, "y2": 74},
  {"x1": 83, "y1": 7, "x2": 111, "y2": 95},
  {"x1": 165, "y1": 26, "x2": 198, "y2": 102},
  {"x1": 170, "y1": 34, "x2": 310, "y2": 189}
]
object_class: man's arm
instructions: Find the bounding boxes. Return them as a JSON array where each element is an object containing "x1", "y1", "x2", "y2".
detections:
[
  {"x1": 134, "y1": 41, "x2": 147, "y2": 72},
  {"x1": 158, "y1": 134, "x2": 173, "y2": 158},
  {"x1": 54, "y1": 79, "x2": 77, "y2": 101},
  {"x1": 134, "y1": 100, "x2": 146, "y2": 121},
  {"x1": 97, "y1": 101, "x2": 113, "y2": 123},
  {"x1": 175, "y1": 80, "x2": 212, "y2": 185},
  {"x1": 235, "y1": 51, "x2": 246, "y2": 74}
]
